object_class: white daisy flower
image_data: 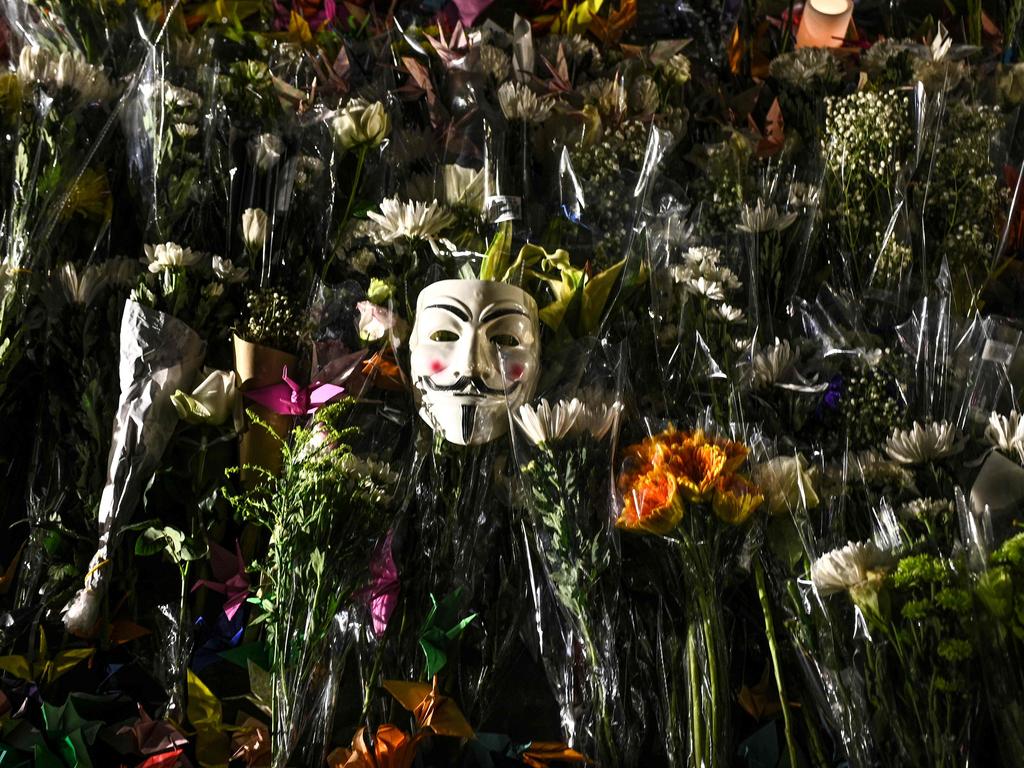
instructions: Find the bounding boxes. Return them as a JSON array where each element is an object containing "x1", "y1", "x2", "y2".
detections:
[
  {"x1": 142, "y1": 242, "x2": 202, "y2": 273},
  {"x1": 515, "y1": 398, "x2": 585, "y2": 446},
  {"x1": 211, "y1": 255, "x2": 248, "y2": 284},
  {"x1": 736, "y1": 199, "x2": 799, "y2": 234},
  {"x1": 711, "y1": 304, "x2": 744, "y2": 324},
  {"x1": 57, "y1": 262, "x2": 108, "y2": 306},
  {"x1": 579, "y1": 400, "x2": 624, "y2": 441}
]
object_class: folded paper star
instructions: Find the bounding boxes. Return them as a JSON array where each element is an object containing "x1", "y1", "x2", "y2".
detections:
[{"x1": 382, "y1": 677, "x2": 474, "y2": 739}]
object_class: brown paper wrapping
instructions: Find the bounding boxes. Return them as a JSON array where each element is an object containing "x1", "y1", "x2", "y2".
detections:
[{"x1": 233, "y1": 334, "x2": 298, "y2": 487}]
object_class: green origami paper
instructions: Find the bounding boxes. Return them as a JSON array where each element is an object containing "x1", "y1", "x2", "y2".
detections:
[{"x1": 418, "y1": 590, "x2": 477, "y2": 679}]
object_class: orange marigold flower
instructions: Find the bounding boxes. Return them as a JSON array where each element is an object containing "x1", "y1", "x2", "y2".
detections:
[
  {"x1": 712, "y1": 474, "x2": 764, "y2": 526},
  {"x1": 660, "y1": 437, "x2": 728, "y2": 502},
  {"x1": 615, "y1": 466, "x2": 684, "y2": 534}
]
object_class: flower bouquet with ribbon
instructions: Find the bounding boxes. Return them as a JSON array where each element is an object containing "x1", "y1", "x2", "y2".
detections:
[
  {"x1": 509, "y1": 390, "x2": 623, "y2": 764},
  {"x1": 614, "y1": 425, "x2": 764, "y2": 768}
]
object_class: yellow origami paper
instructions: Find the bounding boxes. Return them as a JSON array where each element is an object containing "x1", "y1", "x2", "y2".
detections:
[
  {"x1": 382, "y1": 677, "x2": 474, "y2": 739},
  {"x1": 0, "y1": 627, "x2": 94, "y2": 685}
]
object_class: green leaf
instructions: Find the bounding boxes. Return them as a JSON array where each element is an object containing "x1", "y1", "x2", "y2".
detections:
[
  {"x1": 580, "y1": 258, "x2": 626, "y2": 333},
  {"x1": 134, "y1": 527, "x2": 167, "y2": 557},
  {"x1": 479, "y1": 220, "x2": 513, "y2": 281}
]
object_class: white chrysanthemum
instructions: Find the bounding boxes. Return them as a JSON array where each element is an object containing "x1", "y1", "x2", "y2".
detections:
[
  {"x1": 751, "y1": 340, "x2": 798, "y2": 390},
  {"x1": 480, "y1": 44, "x2": 511, "y2": 82},
  {"x1": 54, "y1": 51, "x2": 114, "y2": 104},
  {"x1": 142, "y1": 242, "x2": 202, "y2": 273},
  {"x1": 17, "y1": 46, "x2": 54, "y2": 85},
  {"x1": 497, "y1": 82, "x2": 553, "y2": 123},
  {"x1": 515, "y1": 398, "x2": 585, "y2": 446},
  {"x1": 811, "y1": 541, "x2": 892, "y2": 597},
  {"x1": 211, "y1": 255, "x2": 248, "y2": 284},
  {"x1": 163, "y1": 83, "x2": 202, "y2": 111},
  {"x1": 57, "y1": 262, "x2": 108, "y2": 306},
  {"x1": 885, "y1": 421, "x2": 957, "y2": 464},
  {"x1": 985, "y1": 411, "x2": 1024, "y2": 462},
  {"x1": 174, "y1": 123, "x2": 199, "y2": 139},
  {"x1": 366, "y1": 197, "x2": 455, "y2": 245},
  {"x1": 736, "y1": 199, "x2": 798, "y2": 234},
  {"x1": 628, "y1": 75, "x2": 659, "y2": 115}
]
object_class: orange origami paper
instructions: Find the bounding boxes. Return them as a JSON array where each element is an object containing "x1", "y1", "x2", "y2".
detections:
[
  {"x1": 520, "y1": 742, "x2": 590, "y2": 767},
  {"x1": 382, "y1": 677, "x2": 474, "y2": 739},
  {"x1": 589, "y1": 0, "x2": 636, "y2": 46},
  {"x1": 327, "y1": 724, "x2": 423, "y2": 768}
]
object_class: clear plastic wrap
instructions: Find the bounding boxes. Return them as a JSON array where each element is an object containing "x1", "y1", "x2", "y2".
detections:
[{"x1": 506, "y1": 339, "x2": 625, "y2": 765}]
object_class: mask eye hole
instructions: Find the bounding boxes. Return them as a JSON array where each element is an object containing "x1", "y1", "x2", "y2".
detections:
[
  {"x1": 430, "y1": 330, "x2": 460, "y2": 342},
  {"x1": 490, "y1": 334, "x2": 520, "y2": 348}
]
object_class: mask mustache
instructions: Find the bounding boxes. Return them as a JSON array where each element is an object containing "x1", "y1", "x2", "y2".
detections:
[{"x1": 421, "y1": 375, "x2": 516, "y2": 396}]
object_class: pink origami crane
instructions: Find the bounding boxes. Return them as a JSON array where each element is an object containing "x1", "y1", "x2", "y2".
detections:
[
  {"x1": 117, "y1": 705, "x2": 191, "y2": 764},
  {"x1": 191, "y1": 541, "x2": 251, "y2": 622},
  {"x1": 242, "y1": 365, "x2": 346, "y2": 416},
  {"x1": 361, "y1": 532, "x2": 399, "y2": 638}
]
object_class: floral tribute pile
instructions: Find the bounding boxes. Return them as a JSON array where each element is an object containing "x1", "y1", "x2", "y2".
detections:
[{"x1": 1, "y1": 0, "x2": 1024, "y2": 766}]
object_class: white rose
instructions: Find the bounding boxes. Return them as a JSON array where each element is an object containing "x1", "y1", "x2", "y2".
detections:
[
  {"x1": 172, "y1": 369, "x2": 238, "y2": 426},
  {"x1": 211, "y1": 255, "x2": 248, "y2": 284},
  {"x1": 751, "y1": 455, "x2": 820, "y2": 515},
  {"x1": 241, "y1": 207, "x2": 268, "y2": 253},
  {"x1": 252, "y1": 133, "x2": 284, "y2": 171},
  {"x1": 331, "y1": 101, "x2": 391, "y2": 150},
  {"x1": 356, "y1": 300, "x2": 408, "y2": 344}
]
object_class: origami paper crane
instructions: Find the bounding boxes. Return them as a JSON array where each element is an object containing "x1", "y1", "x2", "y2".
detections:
[
  {"x1": 327, "y1": 724, "x2": 423, "y2": 768},
  {"x1": 359, "y1": 532, "x2": 399, "y2": 637},
  {"x1": 243, "y1": 366, "x2": 346, "y2": 416},
  {"x1": 0, "y1": 628, "x2": 93, "y2": 686},
  {"x1": 117, "y1": 704, "x2": 189, "y2": 756},
  {"x1": 382, "y1": 677, "x2": 474, "y2": 739},
  {"x1": 191, "y1": 541, "x2": 251, "y2": 623},
  {"x1": 418, "y1": 590, "x2": 476, "y2": 679}
]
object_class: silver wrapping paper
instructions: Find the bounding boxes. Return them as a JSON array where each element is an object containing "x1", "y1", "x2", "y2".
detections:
[{"x1": 63, "y1": 299, "x2": 206, "y2": 632}]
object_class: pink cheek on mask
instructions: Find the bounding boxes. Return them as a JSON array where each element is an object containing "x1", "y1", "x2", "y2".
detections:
[
  {"x1": 509, "y1": 363, "x2": 525, "y2": 380},
  {"x1": 430, "y1": 359, "x2": 446, "y2": 374}
]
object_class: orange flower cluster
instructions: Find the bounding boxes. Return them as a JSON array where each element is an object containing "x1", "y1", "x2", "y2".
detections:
[{"x1": 615, "y1": 428, "x2": 764, "y2": 534}]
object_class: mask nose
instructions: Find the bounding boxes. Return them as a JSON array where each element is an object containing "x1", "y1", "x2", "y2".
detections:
[{"x1": 448, "y1": 331, "x2": 495, "y2": 381}]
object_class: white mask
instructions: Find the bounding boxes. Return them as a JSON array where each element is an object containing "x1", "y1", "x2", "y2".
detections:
[{"x1": 409, "y1": 279, "x2": 540, "y2": 445}]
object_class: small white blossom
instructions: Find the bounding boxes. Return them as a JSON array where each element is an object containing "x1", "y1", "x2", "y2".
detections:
[
  {"x1": 579, "y1": 400, "x2": 624, "y2": 441},
  {"x1": 711, "y1": 304, "x2": 744, "y2": 324},
  {"x1": 885, "y1": 421, "x2": 957, "y2": 464}
]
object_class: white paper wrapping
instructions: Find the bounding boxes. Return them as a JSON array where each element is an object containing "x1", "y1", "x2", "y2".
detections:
[{"x1": 63, "y1": 299, "x2": 206, "y2": 633}]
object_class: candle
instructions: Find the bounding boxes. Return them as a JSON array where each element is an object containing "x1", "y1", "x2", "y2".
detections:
[{"x1": 796, "y1": 0, "x2": 853, "y2": 48}]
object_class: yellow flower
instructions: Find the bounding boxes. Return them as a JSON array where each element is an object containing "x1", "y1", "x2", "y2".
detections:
[
  {"x1": 61, "y1": 168, "x2": 112, "y2": 221},
  {"x1": 712, "y1": 475, "x2": 764, "y2": 526}
]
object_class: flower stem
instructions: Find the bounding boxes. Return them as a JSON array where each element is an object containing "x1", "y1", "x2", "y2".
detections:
[
  {"x1": 755, "y1": 558, "x2": 799, "y2": 768},
  {"x1": 322, "y1": 145, "x2": 369, "y2": 281},
  {"x1": 687, "y1": 622, "x2": 704, "y2": 768}
]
